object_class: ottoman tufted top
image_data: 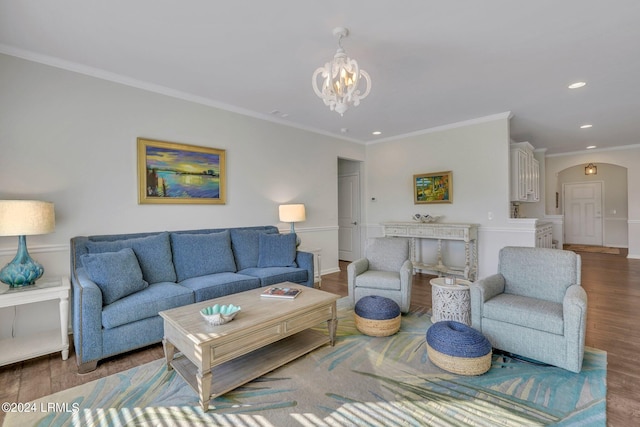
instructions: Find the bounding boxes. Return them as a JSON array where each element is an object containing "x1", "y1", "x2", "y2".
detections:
[
  {"x1": 426, "y1": 321, "x2": 491, "y2": 358},
  {"x1": 355, "y1": 295, "x2": 401, "y2": 320}
]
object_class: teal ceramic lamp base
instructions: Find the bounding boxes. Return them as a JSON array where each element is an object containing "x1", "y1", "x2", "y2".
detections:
[
  {"x1": 290, "y1": 223, "x2": 301, "y2": 247},
  {"x1": 0, "y1": 235, "x2": 44, "y2": 287}
]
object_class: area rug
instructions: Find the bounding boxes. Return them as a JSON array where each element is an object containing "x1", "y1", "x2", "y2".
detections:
[
  {"x1": 563, "y1": 244, "x2": 620, "y2": 255},
  {"x1": 5, "y1": 300, "x2": 606, "y2": 427}
]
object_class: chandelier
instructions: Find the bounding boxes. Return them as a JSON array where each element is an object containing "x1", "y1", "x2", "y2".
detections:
[{"x1": 312, "y1": 27, "x2": 371, "y2": 116}]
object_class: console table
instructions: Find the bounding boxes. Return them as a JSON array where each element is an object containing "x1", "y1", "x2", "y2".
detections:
[{"x1": 383, "y1": 222, "x2": 479, "y2": 280}]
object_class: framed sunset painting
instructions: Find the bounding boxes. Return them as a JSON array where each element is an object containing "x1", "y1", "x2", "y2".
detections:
[
  {"x1": 137, "y1": 138, "x2": 226, "y2": 204},
  {"x1": 413, "y1": 171, "x2": 452, "y2": 204}
]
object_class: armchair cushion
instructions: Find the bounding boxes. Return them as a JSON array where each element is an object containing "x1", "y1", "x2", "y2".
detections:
[
  {"x1": 355, "y1": 271, "x2": 402, "y2": 291},
  {"x1": 170, "y1": 231, "x2": 237, "y2": 282},
  {"x1": 81, "y1": 248, "x2": 149, "y2": 305},
  {"x1": 257, "y1": 233, "x2": 297, "y2": 268},
  {"x1": 483, "y1": 294, "x2": 564, "y2": 335},
  {"x1": 366, "y1": 237, "x2": 410, "y2": 271},
  {"x1": 499, "y1": 247, "x2": 580, "y2": 303}
]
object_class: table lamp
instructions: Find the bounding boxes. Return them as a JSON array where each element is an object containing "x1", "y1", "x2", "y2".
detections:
[
  {"x1": 278, "y1": 203, "x2": 306, "y2": 247},
  {"x1": 0, "y1": 200, "x2": 55, "y2": 287}
]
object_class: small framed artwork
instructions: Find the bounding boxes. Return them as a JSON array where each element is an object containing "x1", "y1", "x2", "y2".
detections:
[
  {"x1": 137, "y1": 138, "x2": 226, "y2": 204},
  {"x1": 413, "y1": 171, "x2": 452, "y2": 204}
]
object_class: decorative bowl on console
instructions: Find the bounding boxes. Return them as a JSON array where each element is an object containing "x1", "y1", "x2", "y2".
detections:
[
  {"x1": 413, "y1": 214, "x2": 442, "y2": 223},
  {"x1": 200, "y1": 304, "x2": 241, "y2": 326}
]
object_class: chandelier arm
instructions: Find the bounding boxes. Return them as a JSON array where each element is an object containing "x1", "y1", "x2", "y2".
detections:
[
  {"x1": 358, "y1": 69, "x2": 372, "y2": 100},
  {"x1": 311, "y1": 68, "x2": 326, "y2": 98}
]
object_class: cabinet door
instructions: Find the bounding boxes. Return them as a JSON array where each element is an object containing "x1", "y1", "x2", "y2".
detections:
[
  {"x1": 527, "y1": 158, "x2": 540, "y2": 202},
  {"x1": 510, "y1": 148, "x2": 525, "y2": 201}
]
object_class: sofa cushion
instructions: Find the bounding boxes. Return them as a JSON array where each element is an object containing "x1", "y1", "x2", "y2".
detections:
[
  {"x1": 179, "y1": 272, "x2": 261, "y2": 302},
  {"x1": 483, "y1": 293, "x2": 564, "y2": 335},
  {"x1": 230, "y1": 228, "x2": 276, "y2": 270},
  {"x1": 86, "y1": 232, "x2": 176, "y2": 284},
  {"x1": 101, "y1": 282, "x2": 195, "y2": 329},
  {"x1": 81, "y1": 248, "x2": 149, "y2": 305},
  {"x1": 170, "y1": 230, "x2": 237, "y2": 282},
  {"x1": 257, "y1": 233, "x2": 297, "y2": 268},
  {"x1": 239, "y1": 266, "x2": 308, "y2": 287}
]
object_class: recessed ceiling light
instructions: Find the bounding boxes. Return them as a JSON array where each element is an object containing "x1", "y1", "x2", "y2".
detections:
[
  {"x1": 568, "y1": 81, "x2": 587, "y2": 89},
  {"x1": 580, "y1": 124, "x2": 593, "y2": 129},
  {"x1": 586, "y1": 145, "x2": 597, "y2": 149},
  {"x1": 372, "y1": 131, "x2": 382, "y2": 135}
]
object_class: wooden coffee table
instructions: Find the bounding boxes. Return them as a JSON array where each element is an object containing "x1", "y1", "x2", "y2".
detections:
[{"x1": 159, "y1": 283, "x2": 339, "y2": 411}]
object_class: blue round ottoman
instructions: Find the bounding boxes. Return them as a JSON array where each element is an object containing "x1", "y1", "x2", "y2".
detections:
[
  {"x1": 426, "y1": 321, "x2": 492, "y2": 375},
  {"x1": 354, "y1": 296, "x2": 401, "y2": 337}
]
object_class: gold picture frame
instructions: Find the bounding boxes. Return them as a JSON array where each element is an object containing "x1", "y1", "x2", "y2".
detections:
[
  {"x1": 413, "y1": 171, "x2": 452, "y2": 204},
  {"x1": 137, "y1": 138, "x2": 226, "y2": 204}
]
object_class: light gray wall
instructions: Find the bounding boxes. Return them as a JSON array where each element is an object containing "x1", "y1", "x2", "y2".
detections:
[
  {"x1": 364, "y1": 115, "x2": 535, "y2": 278},
  {"x1": 0, "y1": 54, "x2": 366, "y2": 279}
]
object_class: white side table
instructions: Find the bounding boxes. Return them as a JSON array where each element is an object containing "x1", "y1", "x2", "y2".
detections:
[
  {"x1": 0, "y1": 276, "x2": 70, "y2": 366},
  {"x1": 430, "y1": 277, "x2": 472, "y2": 325}
]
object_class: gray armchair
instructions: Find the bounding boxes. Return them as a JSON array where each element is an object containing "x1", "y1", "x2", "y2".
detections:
[
  {"x1": 470, "y1": 246, "x2": 587, "y2": 373},
  {"x1": 347, "y1": 237, "x2": 413, "y2": 313}
]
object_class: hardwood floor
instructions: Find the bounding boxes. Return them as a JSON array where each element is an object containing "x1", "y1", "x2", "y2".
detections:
[{"x1": 1, "y1": 252, "x2": 638, "y2": 425}]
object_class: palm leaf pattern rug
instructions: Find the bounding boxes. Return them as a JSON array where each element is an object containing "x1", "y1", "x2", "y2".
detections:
[{"x1": 5, "y1": 299, "x2": 606, "y2": 426}]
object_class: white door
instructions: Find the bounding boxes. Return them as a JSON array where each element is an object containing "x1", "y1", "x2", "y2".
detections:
[
  {"x1": 338, "y1": 173, "x2": 361, "y2": 261},
  {"x1": 564, "y1": 182, "x2": 603, "y2": 245}
]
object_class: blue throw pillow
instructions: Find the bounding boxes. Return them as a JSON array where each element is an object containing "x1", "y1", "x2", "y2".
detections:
[
  {"x1": 81, "y1": 248, "x2": 149, "y2": 305},
  {"x1": 257, "y1": 233, "x2": 297, "y2": 268},
  {"x1": 170, "y1": 230, "x2": 237, "y2": 282},
  {"x1": 230, "y1": 229, "x2": 277, "y2": 270},
  {"x1": 86, "y1": 232, "x2": 176, "y2": 284}
]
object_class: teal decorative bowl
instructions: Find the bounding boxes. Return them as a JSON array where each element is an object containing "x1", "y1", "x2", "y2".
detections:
[{"x1": 200, "y1": 304, "x2": 241, "y2": 326}]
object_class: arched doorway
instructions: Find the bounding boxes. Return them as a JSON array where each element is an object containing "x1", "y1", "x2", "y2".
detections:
[{"x1": 558, "y1": 163, "x2": 628, "y2": 247}]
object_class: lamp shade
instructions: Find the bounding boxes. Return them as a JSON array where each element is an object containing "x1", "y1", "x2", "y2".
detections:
[
  {"x1": 279, "y1": 204, "x2": 306, "y2": 223},
  {"x1": 0, "y1": 200, "x2": 55, "y2": 236}
]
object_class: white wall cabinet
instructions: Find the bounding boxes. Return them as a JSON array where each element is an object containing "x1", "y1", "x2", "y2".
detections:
[{"x1": 510, "y1": 141, "x2": 539, "y2": 202}]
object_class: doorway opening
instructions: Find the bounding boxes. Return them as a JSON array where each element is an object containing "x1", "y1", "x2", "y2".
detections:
[{"x1": 338, "y1": 158, "x2": 363, "y2": 262}]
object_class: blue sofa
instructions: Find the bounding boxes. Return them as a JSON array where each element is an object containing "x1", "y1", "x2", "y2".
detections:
[{"x1": 70, "y1": 226, "x2": 314, "y2": 373}]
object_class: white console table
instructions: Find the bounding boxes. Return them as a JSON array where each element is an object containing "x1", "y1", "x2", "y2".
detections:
[
  {"x1": 383, "y1": 222, "x2": 479, "y2": 280},
  {"x1": 0, "y1": 276, "x2": 70, "y2": 366}
]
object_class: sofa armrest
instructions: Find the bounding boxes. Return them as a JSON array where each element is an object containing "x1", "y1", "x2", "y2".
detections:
[
  {"x1": 295, "y1": 250, "x2": 315, "y2": 287},
  {"x1": 72, "y1": 268, "x2": 104, "y2": 367},
  {"x1": 469, "y1": 274, "x2": 505, "y2": 330}
]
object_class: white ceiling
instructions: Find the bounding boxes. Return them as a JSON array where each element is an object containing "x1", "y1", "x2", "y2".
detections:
[{"x1": 1, "y1": 0, "x2": 639, "y2": 155}]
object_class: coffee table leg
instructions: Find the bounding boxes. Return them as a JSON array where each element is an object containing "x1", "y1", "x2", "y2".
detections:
[
  {"x1": 197, "y1": 369, "x2": 212, "y2": 411},
  {"x1": 327, "y1": 317, "x2": 338, "y2": 346},
  {"x1": 162, "y1": 338, "x2": 175, "y2": 371},
  {"x1": 327, "y1": 301, "x2": 338, "y2": 346}
]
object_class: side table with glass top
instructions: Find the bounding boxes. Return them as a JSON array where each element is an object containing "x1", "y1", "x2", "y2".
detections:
[
  {"x1": 0, "y1": 276, "x2": 70, "y2": 366},
  {"x1": 429, "y1": 277, "x2": 472, "y2": 326}
]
